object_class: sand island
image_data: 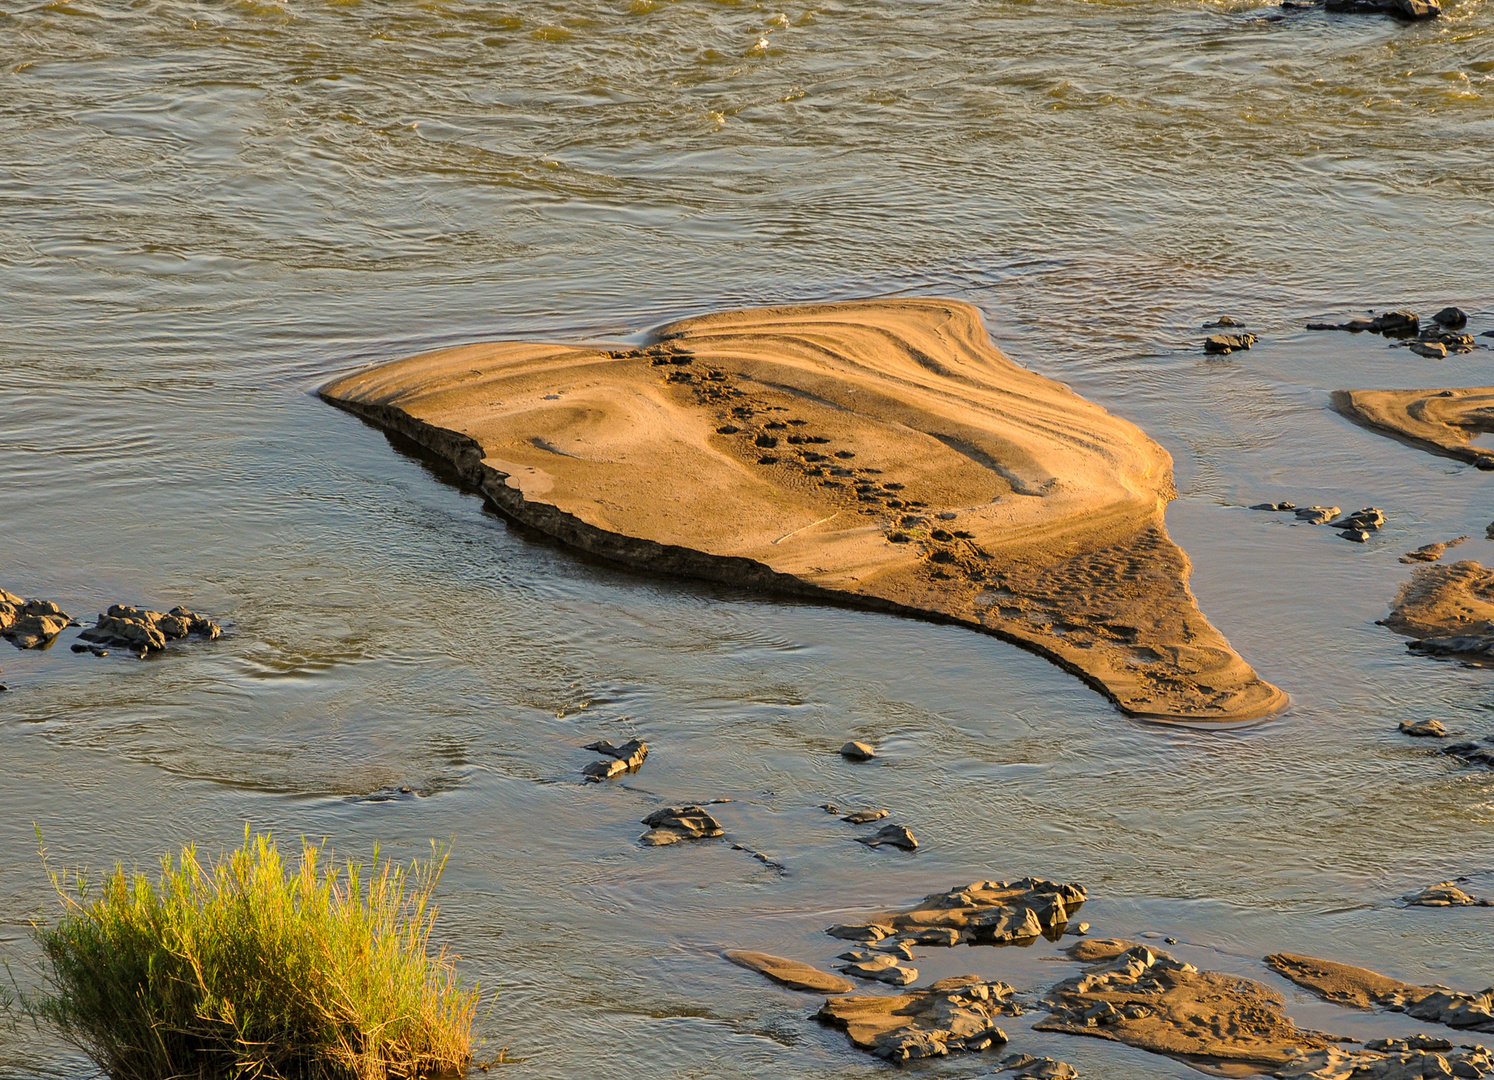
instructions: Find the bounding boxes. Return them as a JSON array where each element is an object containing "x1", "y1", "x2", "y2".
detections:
[
  {"x1": 1332, "y1": 387, "x2": 1494, "y2": 469},
  {"x1": 321, "y1": 299, "x2": 1285, "y2": 722}
]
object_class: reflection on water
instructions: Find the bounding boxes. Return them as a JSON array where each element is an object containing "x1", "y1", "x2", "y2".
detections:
[{"x1": 3, "y1": 0, "x2": 1494, "y2": 1076}]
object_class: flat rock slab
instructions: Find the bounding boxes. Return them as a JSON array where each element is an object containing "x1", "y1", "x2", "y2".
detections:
[
  {"x1": 1037, "y1": 941, "x2": 1333, "y2": 1073},
  {"x1": 724, "y1": 950, "x2": 854, "y2": 994},
  {"x1": 1332, "y1": 388, "x2": 1494, "y2": 470},
  {"x1": 827, "y1": 877, "x2": 1085, "y2": 948},
  {"x1": 321, "y1": 300, "x2": 1284, "y2": 723},
  {"x1": 816, "y1": 974, "x2": 1016, "y2": 1062},
  {"x1": 1401, "y1": 538, "x2": 1467, "y2": 564},
  {"x1": 1266, "y1": 952, "x2": 1494, "y2": 1032}
]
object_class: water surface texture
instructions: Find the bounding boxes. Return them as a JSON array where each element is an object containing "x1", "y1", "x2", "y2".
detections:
[{"x1": 3, "y1": 1, "x2": 1494, "y2": 1076}]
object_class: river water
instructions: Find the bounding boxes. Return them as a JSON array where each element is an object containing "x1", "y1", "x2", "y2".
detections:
[{"x1": 3, "y1": 1, "x2": 1494, "y2": 1076}]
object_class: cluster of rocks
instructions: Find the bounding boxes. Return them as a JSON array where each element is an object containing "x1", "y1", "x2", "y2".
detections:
[
  {"x1": 638, "y1": 804, "x2": 724, "y2": 846},
  {"x1": 1001, "y1": 1053, "x2": 1079, "y2": 1079},
  {"x1": 1308, "y1": 309, "x2": 1425, "y2": 336},
  {"x1": 581, "y1": 737, "x2": 647, "y2": 781},
  {"x1": 826, "y1": 877, "x2": 1086, "y2": 949},
  {"x1": 0, "y1": 590, "x2": 74, "y2": 650},
  {"x1": 1279, "y1": 1041, "x2": 1493, "y2": 1079},
  {"x1": 78, "y1": 604, "x2": 221, "y2": 653},
  {"x1": 1412, "y1": 638, "x2": 1494, "y2": 661},
  {"x1": 1405, "y1": 881, "x2": 1492, "y2": 908},
  {"x1": 815, "y1": 975, "x2": 1018, "y2": 1061},
  {"x1": 1308, "y1": 307, "x2": 1478, "y2": 347},
  {"x1": 1250, "y1": 503, "x2": 1387, "y2": 542}
]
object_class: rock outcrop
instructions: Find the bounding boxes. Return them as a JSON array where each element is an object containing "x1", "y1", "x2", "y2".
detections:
[
  {"x1": 724, "y1": 950, "x2": 854, "y2": 994},
  {"x1": 1279, "y1": 1043, "x2": 1493, "y2": 1079},
  {"x1": 1402, "y1": 538, "x2": 1467, "y2": 564},
  {"x1": 1039, "y1": 940, "x2": 1333, "y2": 1072},
  {"x1": 816, "y1": 975, "x2": 1016, "y2": 1061},
  {"x1": 639, "y1": 805, "x2": 724, "y2": 846},
  {"x1": 77, "y1": 604, "x2": 220, "y2": 653},
  {"x1": 0, "y1": 590, "x2": 71, "y2": 650},
  {"x1": 582, "y1": 737, "x2": 647, "y2": 781},
  {"x1": 1266, "y1": 953, "x2": 1494, "y2": 1032},
  {"x1": 321, "y1": 300, "x2": 1285, "y2": 723},
  {"x1": 1332, "y1": 388, "x2": 1494, "y2": 471},
  {"x1": 825, "y1": 878, "x2": 1085, "y2": 948}
]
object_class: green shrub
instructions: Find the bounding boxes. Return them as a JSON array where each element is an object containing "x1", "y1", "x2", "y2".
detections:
[{"x1": 32, "y1": 829, "x2": 477, "y2": 1080}]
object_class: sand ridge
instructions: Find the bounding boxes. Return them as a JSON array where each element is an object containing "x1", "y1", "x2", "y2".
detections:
[
  {"x1": 1331, "y1": 387, "x2": 1494, "y2": 469},
  {"x1": 321, "y1": 299, "x2": 1285, "y2": 722}
]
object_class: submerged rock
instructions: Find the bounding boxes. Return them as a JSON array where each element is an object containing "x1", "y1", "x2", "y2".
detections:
[
  {"x1": 1253, "y1": 502, "x2": 1299, "y2": 512},
  {"x1": 1444, "y1": 739, "x2": 1494, "y2": 765},
  {"x1": 839, "y1": 740, "x2": 876, "y2": 761},
  {"x1": 1308, "y1": 310, "x2": 1425, "y2": 333},
  {"x1": 0, "y1": 590, "x2": 72, "y2": 650},
  {"x1": 1205, "y1": 333, "x2": 1258, "y2": 354},
  {"x1": 827, "y1": 878, "x2": 1085, "y2": 949},
  {"x1": 816, "y1": 975, "x2": 1016, "y2": 1061},
  {"x1": 1404, "y1": 881, "x2": 1492, "y2": 907},
  {"x1": 639, "y1": 804, "x2": 724, "y2": 846},
  {"x1": 1398, "y1": 718, "x2": 1447, "y2": 737},
  {"x1": 77, "y1": 604, "x2": 220, "y2": 654},
  {"x1": 1433, "y1": 307, "x2": 1468, "y2": 329},
  {"x1": 1410, "y1": 340, "x2": 1448, "y2": 359},
  {"x1": 582, "y1": 737, "x2": 648, "y2": 782},
  {"x1": 725, "y1": 949, "x2": 854, "y2": 994},
  {"x1": 1040, "y1": 940, "x2": 1332, "y2": 1072},
  {"x1": 1204, "y1": 316, "x2": 1245, "y2": 328},
  {"x1": 1001, "y1": 1053, "x2": 1079, "y2": 1079},
  {"x1": 855, "y1": 824, "x2": 918, "y2": 850},
  {"x1": 1401, "y1": 537, "x2": 1467, "y2": 564},
  {"x1": 841, "y1": 808, "x2": 888, "y2": 824}
]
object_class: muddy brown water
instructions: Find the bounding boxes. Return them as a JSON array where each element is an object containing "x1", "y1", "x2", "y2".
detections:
[{"x1": 2, "y1": 0, "x2": 1494, "y2": 1076}]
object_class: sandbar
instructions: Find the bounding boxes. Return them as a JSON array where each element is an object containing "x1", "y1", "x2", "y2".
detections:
[
  {"x1": 1331, "y1": 387, "x2": 1494, "y2": 469},
  {"x1": 321, "y1": 300, "x2": 1285, "y2": 722}
]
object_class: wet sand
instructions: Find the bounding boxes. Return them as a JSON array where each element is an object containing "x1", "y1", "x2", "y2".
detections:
[
  {"x1": 1332, "y1": 388, "x2": 1494, "y2": 470},
  {"x1": 321, "y1": 299, "x2": 1284, "y2": 722}
]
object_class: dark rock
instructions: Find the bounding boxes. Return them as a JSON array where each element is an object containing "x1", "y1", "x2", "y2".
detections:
[
  {"x1": 839, "y1": 740, "x2": 876, "y2": 761},
  {"x1": 1399, "y1": 718, "x2": 1447, "y2": 737},
  {"x1": 1372, "y1": 310, "x2": 1423, "y2": 333},
  {"x1": 1413, "y1": 636, "x2": 1494, "y2": 659},
  {"x1": 855, "y1": 824, "x2": 918, "y2": 850},
  {"x1": 716, "y1": 425, "x2": 740, "y2": 434},
  {"x1": 1205, "y1": 333, "x2": 1258, "y2": 354},
  {"x1": 1252, "y1": 502, "x2": 1297, "y2": 512},
  {"x1": 639, "y1": 804, "x2": 724, "y2": 845},
  {"x1": 1432, "y1": 308, "x2": 1468, "y2": 329},
  {"x1": 1330, "y1": 507, "x2": 1385, "y2": 532},
  {"x1": 1340, "y1": 529, "x2": 1372, "y2": 543},
  {"x1": 754, "y1": 434, "x2": 778, "y2": 448},
  {"x1": 1411, "y1": 341, "x2": 1448, "y2": 359},
  {"x1": 1204, "y1": 316, "x2": 1245, "y2": 328},
  {"x1": 827, "y1": 923, "x2": 894, "y2": 942}
]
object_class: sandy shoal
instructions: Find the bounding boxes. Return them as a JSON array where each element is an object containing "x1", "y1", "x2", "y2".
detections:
[
  {"x1": 1331, "y1": 387, "x2": 1494, "y2": 469},
  {"x1": 321, "y1": 299, "x2": 1284, "y2": 722}
]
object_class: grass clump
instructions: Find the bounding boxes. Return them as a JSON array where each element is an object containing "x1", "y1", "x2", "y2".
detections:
[{"x1": 32, "y1": 829, "x2": 477, "y2": 1080}]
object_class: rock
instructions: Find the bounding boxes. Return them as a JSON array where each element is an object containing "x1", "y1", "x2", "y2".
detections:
[
  {"x1": 1267, "y1": 952, "x2": 1494, "y2": 1039},
  {"x1": 1253, "y1": 502, "x2": 1299, "y2": 512},
  {"x1": 1367, "y1": 1037, "x2": 1455, "y2": 1052},
  {"x1": 1373, "y1": 310, "x2": 1422, "y2": 333},
  {"x1": 0, "y1": 683, "x2": 9, "y2": 692},
  {"x1": 77, "y1": 604, "x2": 221, "y2": 653},
  {"x1": 1308, "y1": 311, "x2": 1424, "y2": 333},
  {"x1": 841, "y1": 808, "x2": 888, "y2": 824},
  {"x1": 1, "y1": 591, "x2": 71, "y2": 650},
  {"x1": 639, "y1": 805, "x2": 724, "y2": 845},
  {"x1": 582, "y1": 758, "x2": 627, "y2": 781},
  {"x1": 1205, "y1": 333, "x2": 1258, "y2": 354},
  {"x1": 1444, "y1": 740, "x2": 1494, "y2": 765},
  {"x1": 1204, "y1": 316, "x2": 1245, "y2": 328},
  {"x1": 872, "y1": 940, "x2": 917, "y2": 961},
  {"x1": 1401, "y1": 538, "x2": 1467, "y2": 564},
  {"x1": 816, "y1": 975, "x2": 1016, "y2": 1061},
  {"x1": 1064, "y1": 921, "x2": 1091, "y2": 936},
  {"x1": 1331, "y1": 507, "x2": 1386, "y2": 532},
  {"x1": 725, "y1": 949, "x2": 855, "y2": 994},
  {"x1": 828, "y1": 878, "x2": 1085, "y2": 949},
  {"x1": 839, "y1": 740, "x2": 876, "y2": 761},
  {"x1": 1399, "y1": 718, "x2": 1447, "y2": 737},
  {"x1": 1419, "y1": 326, "x2": 1476, "y2": 352},
  {"x1": 582, "y1": 737, "x2": 647, "y2": 781},
  {"x1": 826, "y1": 923, "x2": 894, "y2": 942},
  {"x1": 1340, "y1": 529, "x2": 1372, "y2": 543},
  {"x1": 1002, "y1": 1053, "x2": 1080, "y2": 1079},
  {"x1": 1295, "y1": 506, "x2": 1341, "y2": 525},
  {"x1": 1039, "y1": 941, "x2": 1332, "y2": 1071},
  {"x1": 1433, "y1": 308, "x2": 1468, "y2": 329},
  {"x1": 1278, "y1": 1045, "x2": 1493, "y2": 1080},
  {"x1": 855, "y1": 824, "x2": 918, "y2": 850},
  {"x1": 1405, "y1": 881, "x2": 1492, "y2": 908},
  {"x1": 1411, "y1": 341, "x2": 1449, "y2": 359},
  {"x1": 838, "y1": 954, "x2": 919, "y2": 986}
]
